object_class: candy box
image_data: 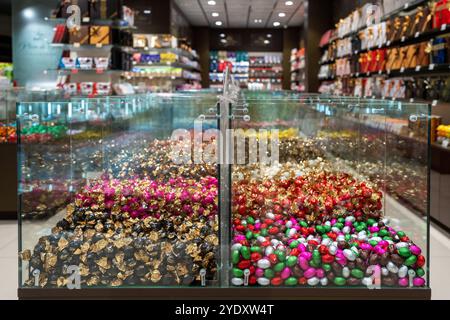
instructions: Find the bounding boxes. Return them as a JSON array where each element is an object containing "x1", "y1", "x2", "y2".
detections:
[
  {"x1": 89, "y1": 26, "x2": 111, "y2": 45},
  {"x1": 78, "y1": 57, "x2": 94, "y2": 69},
  {"x1": 133, "y1": 34, "x2": 147, "y2": 48},
  {"x1": 80, "y1": 82, "x2": 94, "y2": 95},
  {"x1": 121, "y1": 5, "x2": 134, "y2": 26},
  {"x1": 94, "y1": 57, "x2": 109, "y2": 69},
  {"x1": 63, "y1": 83, "x2": 78, "y2": 95},
  {"x1": 60, "y1": 57, "x2": 77, "y2": 69},
  {"x1": 96, "y1": 82, "x2": 111, "y2": 95},
  {"x1": 55, "y1": 0, "x2": 89, "y2": 19},
  {"x1": 69, "y1": 26, "x2": 90, "y2": 45}
]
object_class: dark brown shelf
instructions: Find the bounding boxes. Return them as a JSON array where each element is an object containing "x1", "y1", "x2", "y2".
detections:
[{"x1": 18, "y1": 287, "x2": 431, "y2": 300}]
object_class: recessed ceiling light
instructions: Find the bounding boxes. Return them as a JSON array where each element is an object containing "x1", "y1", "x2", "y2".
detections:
[
  {"x1": 215, "y1": 21, "x2": 223, "y2": 26},
  {"x1": 220, "y1": 33, "x2": 226, "y2": 38},
  {"x1": 208, "y1": 0, "x2": 216, "y2": 5},
  {"x1": 285, "y1": 1, "x2": 294, "y2": 6},
  {"x1": 212, "y1": 12, "x2": 219, "y2": 17},
  {"x1": 278, "y1": 12, "x2": 286, "y2": 17},
  {"x1": 273, "y1": 21, "x2": 281, "y2": 27},
  {"x1": 23, "y1": 8, "x2": 35, "y2": 19},
  {"x1": 143, "y1": 9, "x2": 151, "y2": 14},
  {"x1": 221, "y1": 39, "x2": 227, "y2": 43},
  {"x1": 267, "y1": 34, "x2": 272, "y2": 38},
  {"x1": 254, "y1": 19, "x2": 263, "y2": 23},
  {"x1": 264, "y1": 40, "x2": 270, "y2": 44}
]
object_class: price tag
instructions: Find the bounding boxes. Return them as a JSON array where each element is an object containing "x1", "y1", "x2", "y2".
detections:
[
  {"x1": 401, "y1": 36, "x2": 406, "y2": 42},
  {"x1": 415, "y1": 32, "x2": 420, "y2": 38},
  {"x1": 415, "y1": 66, "x2": 421, "y2": 72},
  {"x1": 367, "y1": 72, "x2": 370, "y2": 76},
  {"x1": 432, "y1": 100, "x2": 438, "y2": 106},
  {"x1": 96, "y1": 43, "x2": 103, "y2": 48},
  {"x1": 386, "y1": 40, "x2": 391, "y2": 46},
  {"x1": 356, "y1": 73, "x2": 359, "y2": 77},
  {"x1": 379, "y1": 70, "x2": 383, "y2": 75},
  {"x1": 441, "y1": 24, "x2": 447, "y2": 31},
  {"x1": 82, "y1": 17, "x2": 90, "y2": 23},
  {"x1": 443, "y1": 140, "x2": 449, "y2": 148},
  {"x1": 410, "y1": 98, "x2": 414, "y2": 103},
  {"x1": 96, "y1": 68, "x2": 104, "y2": 74},
  {"x1": 74, "y1": 42, "x2": 80, "y2": 48},
  {"x1": 387, "y1": 69, "x2": 391, "y2": 75},
  {"x1": 400, "y1": 67, "x2": 405, "y2": 73},
  {"x1": 71, "y1": 69, "x2": 78, "y2": 74},
  {"x1": 355, "y1": 50, "x2": 359, "y2": 54},
  {"x1": 429, "y1": 64, "x2": 435, "y2": 70}
]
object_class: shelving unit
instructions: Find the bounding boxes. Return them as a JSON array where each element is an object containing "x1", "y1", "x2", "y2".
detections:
[
  {"x1": 248, "y1": 52, "x2": 283, "y2": 91},
  {"x1": 125, "y1": 36, "x2": 202, "y2": 92},
  {"x1": 48, "y1": 3, "x2": 137, "y2": 97},
  {"x1": 317, "y1": 0, "x2": 450, "y2": 103},
  {"x1": 290, "y1": 48, "x2": 306, "y2": 92}
]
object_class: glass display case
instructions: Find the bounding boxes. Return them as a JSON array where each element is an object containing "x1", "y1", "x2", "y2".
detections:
[{"x1": 18, "y1": 90, "x2": 431, "y2": 299}]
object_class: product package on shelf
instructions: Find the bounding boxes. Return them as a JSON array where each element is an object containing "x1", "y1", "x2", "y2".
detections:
[
  {"x1": 89, "y1": 26, "x2": 111, "y2": 45},
  {"x1": 54, "y1": 0, "x2": 90, "y2": 19},
  {"x1": 69, "y1": 26, "x2": 90, "y2": 45}
]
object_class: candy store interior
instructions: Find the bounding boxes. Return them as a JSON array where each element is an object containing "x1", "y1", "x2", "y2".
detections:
[{"x1": 1, "y1": 0, "x2": 450, "y2": 301}]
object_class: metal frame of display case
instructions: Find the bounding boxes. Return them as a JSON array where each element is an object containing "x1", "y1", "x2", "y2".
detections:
[{"x1": 16, "y1": 85, "x2": 432, "y2": 300}]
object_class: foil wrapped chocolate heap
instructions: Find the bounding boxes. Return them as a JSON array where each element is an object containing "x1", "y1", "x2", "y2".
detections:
[{"x1": 22, "y1": 176, "x2": 219, "y2": 288}]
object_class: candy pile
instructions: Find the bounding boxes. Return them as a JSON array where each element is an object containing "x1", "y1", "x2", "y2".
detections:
[
  {"x1": 22, "y1": 176, "x2": 219, "y2": 288},
  {"x1": 23, "y1": 214, "x2": 218, "y2": 288},
  {"x1": 108, "y1": 139, "x2": 217, "y2": 181},
  {"x1": 70, "y1": 176, "x2": 218, "y2": 220},
  {"x1": 231, "y1": 213, "x2": 426, "y2": 288},
  {"x1": 20, "y1": 124, "x2": 68, "y2": 143},
  {"x1": 0, "y1": 125, "x2": 16, "y2": 143},
  {"x1": 232, "y1": 170, "x2": 383, "y2": 222}
]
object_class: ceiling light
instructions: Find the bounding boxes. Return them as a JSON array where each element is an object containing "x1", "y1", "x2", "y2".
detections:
[
  {"x1": 212, "y1": 12, "x2": 219, "y2": 17},
  {"x1": 221, "y1": 39, "x2": 227, "y2": 43},
  {"x1": 267, "y1": 34, "x2": 272, "y2": 38},
  {"x1": 273, "y1": 21, "x2": 281, "y2": 27},
  {"x1": 254, "y1": 19, "x2": 262, "y2": 23},
  {"x1": 143, "y1": 9, "x2": 151, "y2": 14},
  {"x1": 23, "y1": 8, "x2": 35, "y2": 19},
  {"x1": 285, "y1": 1, "x2": 294, "y2": 6},
  {"x1": 208, "y1": 0, "x2": 216, "y2": 5},
  {"x1": 215, "y1": 21, "x2": 223, "y2": 26},
  {"x1": 264, "y1": 40, "x2": 270, "y2": 44},
  {"x1": 278, "y1": 12, "x2": 286, "y2": 17},
  {"x1": 220, "y1": 33, "x2": 226, "y2": 38}
]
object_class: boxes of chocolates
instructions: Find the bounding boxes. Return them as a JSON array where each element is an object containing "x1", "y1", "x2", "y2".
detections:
[{"x1": 89, "y1": 26, "x2": 111, "y2": 45}]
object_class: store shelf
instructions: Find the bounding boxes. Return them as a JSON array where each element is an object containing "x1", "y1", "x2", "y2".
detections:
[
  {"x1": 132, "y1": 62, "x2": 201, "y2": 72},
  {"x1": 131, "y1": 47, "x2": 199, "y2": 61},
  {"x1": 45, "y1": 68, "x2": 123, "y2": 75},
  {"x1": 47, "y1": 17, "x2": 137, "y2": 30},
  {"x1": 330, "y1": 0, "x2": 428, "y2": 42},
  {"x1": 291, "y1": 68, "x2": 305, "y2": 73},
  {"x1": 122, "y1": 74, "x2": 201, "y2": 81},
  {"x1": 319, "y1": 63, "x2": 450, "y2": 81}
]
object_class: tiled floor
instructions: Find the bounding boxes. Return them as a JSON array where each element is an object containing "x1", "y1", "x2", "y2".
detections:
[{"x1": 1, "y1": 217, "x2": 450, "y2": 300}]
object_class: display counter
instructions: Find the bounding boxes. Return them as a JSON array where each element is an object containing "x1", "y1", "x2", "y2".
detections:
[{"x1": 17, "y1": 92, "x2": 430, "y2": 299}]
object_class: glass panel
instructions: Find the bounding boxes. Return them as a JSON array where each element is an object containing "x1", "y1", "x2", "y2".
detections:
[
  {"x1": 230, "y1": 93, "x2": 429, "y2": 289},
  {"x1": 19, "y1": 93, "x2": 221, "y2": 288}
]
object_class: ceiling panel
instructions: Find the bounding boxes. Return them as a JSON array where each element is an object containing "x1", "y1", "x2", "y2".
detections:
[{"x1": 173, "y1": 0, "x2": 305, "y2": 28}]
